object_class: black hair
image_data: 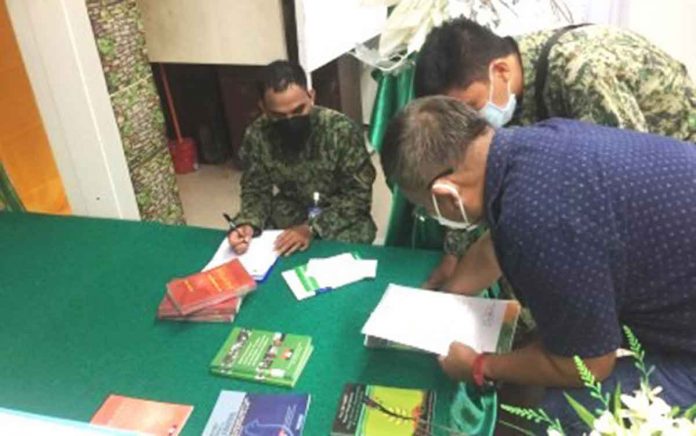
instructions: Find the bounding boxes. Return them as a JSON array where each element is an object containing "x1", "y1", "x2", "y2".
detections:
[
  {"x1": 380, "y1": 96, "x2": 489, "y2": 191},
  {"x1": 414, "y1": 17, "x2": 515, "y2": 97},
  {"x1": 256, "y1": 60, "x2": 308, "y2": 99}
]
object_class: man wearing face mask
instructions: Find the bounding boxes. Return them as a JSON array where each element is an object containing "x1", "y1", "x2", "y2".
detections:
[
  {"x1": 381, "y1": 96, "x2": 696, "y2": 432},
  {"x1": 412, "y1": 17, "x2": 696, "y2": 292},
  {"x1": 229, "y1": 61, "x2": 376, "y2": 256}
]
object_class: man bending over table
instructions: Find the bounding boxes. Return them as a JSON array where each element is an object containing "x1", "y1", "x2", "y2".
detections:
[{"x1": 380, "y1": 96, "x2": 696, "y2": 433}]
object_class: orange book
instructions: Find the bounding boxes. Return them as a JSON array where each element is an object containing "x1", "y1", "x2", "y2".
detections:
[
  {"x1": 166, "y1": 259, "x2": 256, "y2": 316},
  {"x1": 157, "y1": 294, "x2": 243, "y2": 318},
  {"x1": 90, "y1": 394, "x2": 193, "y2": 436}
]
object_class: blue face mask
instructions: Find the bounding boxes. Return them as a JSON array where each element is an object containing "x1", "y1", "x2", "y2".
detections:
[{"x1": 479, "y1": 73, "x2": 516, "y2": 128}]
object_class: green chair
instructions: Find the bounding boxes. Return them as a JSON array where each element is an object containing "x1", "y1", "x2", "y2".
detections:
[{"x1": 0, "y1": 162, "x2": 25, "y2": 212}]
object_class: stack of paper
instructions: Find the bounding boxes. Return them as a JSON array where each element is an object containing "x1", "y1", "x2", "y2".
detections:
[
  {"x1": 204, "y1": 230, "x2": 282, "y2": 281},
  {"x1": 361, "y1": 284, "x2": 520, "y2": 355},
  {"x1": 282, "y1": 253, "x2": 378, "y2": 300}
]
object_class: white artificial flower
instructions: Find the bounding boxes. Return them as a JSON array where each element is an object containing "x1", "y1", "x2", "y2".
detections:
[{"x1": 593, "y1": 410, "x2": 626, "y2": 435}]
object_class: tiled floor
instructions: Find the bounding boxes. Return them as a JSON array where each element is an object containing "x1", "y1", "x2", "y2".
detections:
[{"x1": 175, "y1": 154, "x2": 392, "y2": 244}]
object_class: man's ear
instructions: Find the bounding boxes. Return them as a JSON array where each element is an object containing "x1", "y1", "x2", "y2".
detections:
[
  {"x1": 307, "y1": 88, "x2": 316, "y2": 103},
  {"x1": 490, "y1": 59, "x2": 512, "y2": 83},
  {"x1": 431, "y1": 181, "x2": 460, "y2": 208}
]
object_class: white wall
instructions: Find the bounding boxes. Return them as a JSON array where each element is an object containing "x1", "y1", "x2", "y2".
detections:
[
  {"x1": 136, "y1": 0, "x2": 288, "y2": 65},
  {"x1": 5, "y1": 0, "x2": 140, "y2": 220}
]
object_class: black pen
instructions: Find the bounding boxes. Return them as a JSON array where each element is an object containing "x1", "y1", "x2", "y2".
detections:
[{"x1": 223, "y1": 213, "x2": 251, "y2": 242}]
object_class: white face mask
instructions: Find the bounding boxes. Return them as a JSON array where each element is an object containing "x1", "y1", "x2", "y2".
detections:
[
  {"x1": 431, "y1": 183, "x2": 477, "y2": 230},
  {"x1": 479, "y1": 69, "x2": 517, "y2": 128}
]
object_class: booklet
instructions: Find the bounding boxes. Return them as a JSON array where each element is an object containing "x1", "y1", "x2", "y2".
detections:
[
  {"x1": 90, "y1": 394, "x2": 193, "y2": 436},
  {"x1": 0, "y1": 407, "x2": 137, "y2": 436},
  {"x1": 204, "y1": 230, "x2": 282, "y2": 281},
  {"x1": 202, "y1": 390, "x2": 310, "y2": 436},
  {"x1": 166, "y1": 259, "x2": 256, "y2": 315},
  {"x1": 282, "y1": 252, "x2": 377, "y2": 300},
  {"x1": 361, "y1": 284, "x2": 520, "y2": 355},
  {"x1": 331, "y1": 384, "x2": 436, "y2": 436},
  {"x1": 210, "y1": 327, "x2": 313, "y2": 388}
]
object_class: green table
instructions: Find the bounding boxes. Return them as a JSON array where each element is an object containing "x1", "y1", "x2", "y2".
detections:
[{"x1": 0, "y1": 212, "x2": 457, "y2": 434}]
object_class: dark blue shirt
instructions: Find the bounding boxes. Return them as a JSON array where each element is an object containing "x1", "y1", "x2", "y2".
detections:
[{"x1": 485, "y1": 119, "x2": 696, "y2": 358}]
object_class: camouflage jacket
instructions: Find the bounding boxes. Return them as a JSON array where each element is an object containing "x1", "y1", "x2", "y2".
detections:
[
  {"x1": 445, "y1": 24, "x2": 696, "y2": 256},
  {"x1": 513, "y1": 24, "x2": 696, "y2": 141},
  {"x1": 234, "y1": 106, "x2": 376, "y2": 244}
]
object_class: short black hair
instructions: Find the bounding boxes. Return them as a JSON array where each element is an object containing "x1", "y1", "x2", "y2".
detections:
[
  {"x1": 380, "y1": 96, "x2": 489, "y2": 191},
  {"x1": 414, "y1": 17, "x2": 515, "y2": 97},
  {"x1": 256, "y1": 60, "x2": 307, "y2": 99}
]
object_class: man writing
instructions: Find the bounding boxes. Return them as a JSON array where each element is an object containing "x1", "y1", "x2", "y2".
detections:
[
  {"x1": 380, "y1": 96, "x2": 696, "y2": 431},
  {"x1": 229, "y1": 61, "x2": 376, "y2": 256}
]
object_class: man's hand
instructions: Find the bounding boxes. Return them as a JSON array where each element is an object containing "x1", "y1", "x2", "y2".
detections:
[
  {"x1": 438, "y1": 342, "x2": 479, "y2": 383},
  {"x1": 228, "y1": 224, "x2": 254, "y2": 254},
  {"x1": 422, "y1": 254, "x2": 458, "y2": 290},
  {"x1": 275, "y1": 224, "x2": 312, "y2": 257}
]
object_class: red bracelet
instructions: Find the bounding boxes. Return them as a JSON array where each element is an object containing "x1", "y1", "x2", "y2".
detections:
[{"x1": 472, "y1": 353, "x2": 490, "y2": 387}]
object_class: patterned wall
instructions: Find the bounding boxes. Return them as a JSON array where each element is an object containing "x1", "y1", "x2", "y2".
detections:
[{"x1": 85, "y1": 0, "x2": 185, "y2": 224}]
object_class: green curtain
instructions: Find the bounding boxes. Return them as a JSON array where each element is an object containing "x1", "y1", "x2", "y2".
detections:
[
  {"x1": 369, "y1": 65, "x2": 446, "y2": 250},
  {"x1": 369, "y1": 65, "x2": 498, "y2": 436}
]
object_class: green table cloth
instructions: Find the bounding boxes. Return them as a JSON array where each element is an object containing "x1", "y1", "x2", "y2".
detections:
[{"x1": 0, "y1": 212, "x2": 491, "y2": 434}]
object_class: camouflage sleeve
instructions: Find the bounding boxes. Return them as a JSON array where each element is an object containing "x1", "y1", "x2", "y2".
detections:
[
  {"x1": 443, "y1": 228, "x2": 480, "y2": 257},
  {"x1": 233, "y1": 127, "x2": 272, "y2": 231},
  {"x1": 313, "y1": 123, "x2": 376, "y2": 238},
  {"x1": 561, "y1": 65, "x2": 648, "y2": 132}
]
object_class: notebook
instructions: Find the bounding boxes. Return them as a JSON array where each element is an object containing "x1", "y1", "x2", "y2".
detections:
[
  {"x1": 204, "y1": 230, "x2": 282, "y2": 281},
  {"x1": 361, "y1": 284, "x2": 520, "y2": 355}
]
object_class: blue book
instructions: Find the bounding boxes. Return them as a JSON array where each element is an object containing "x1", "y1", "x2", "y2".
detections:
[{"x1": 202, "y1": 390, "x2": 310, "y2": 436}]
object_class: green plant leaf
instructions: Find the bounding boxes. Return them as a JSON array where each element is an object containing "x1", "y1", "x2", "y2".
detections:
[
  {"x1": 683, "y1": 404, "x2": 696, "y2": 420},
  {"x1": 563, "y1": 393, "x2": 596, "y2": 429},
  {"x1": 612, "y1": 382, "x2": 623, "y2": 421}
]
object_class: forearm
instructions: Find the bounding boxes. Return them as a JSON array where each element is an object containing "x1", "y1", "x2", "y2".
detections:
[
  {"x1": 484, "y1": 341, "x2": 615, "y2": 388},
  {"x1": 442, "y1": 231, "x2": 501, "y2": 295}
]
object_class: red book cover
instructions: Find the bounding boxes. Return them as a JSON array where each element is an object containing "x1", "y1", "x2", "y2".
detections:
[
  {"x1": 166, "y1": 259, "x2": 255, "y2": 315},
  {"x1": 157, "y1": 294, "x2": 243, "y2": 318},
  {"x1": 90, "y1": 394, "x2": 193, "y2": 435}
]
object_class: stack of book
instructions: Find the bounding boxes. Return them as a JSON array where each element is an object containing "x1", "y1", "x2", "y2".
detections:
[
  {"x1": 210, "y1": 327, "x2": 313, "y2": 388},
  {"x1": 157, "y1": 259, "x2": 256, "y2": 323}
]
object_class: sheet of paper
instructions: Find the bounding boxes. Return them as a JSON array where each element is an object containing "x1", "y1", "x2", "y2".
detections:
[
  {"x1": 361, "y1": 284, "x2": 509, "y2": 355},
  {"x1": 305, "y1": 254, "x2": 377, "y2": 288},
  {"x1": 203, "y1": 230, "x2": 282, "y2": 280}
]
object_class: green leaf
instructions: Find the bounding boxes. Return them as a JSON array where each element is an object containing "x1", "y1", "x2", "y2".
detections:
[
  {"x1": 563, "y1": 393, "x2": 596, "y2": 429},
  {"x1": 683, "y1": 404, "x2": 696, "y2": 420},
  {"x1": 499, "y1": 420, "x2": 537, "y2": 436},
  {"x1": 669, "y1": 406, "x2": 681, "y2": 418},
  {"x1": 612, "y1": 382, "x2": 623, "y2": 421}
]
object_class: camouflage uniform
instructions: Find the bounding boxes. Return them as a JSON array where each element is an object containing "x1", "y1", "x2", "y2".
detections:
[
  {"x1": 513, "y1": 24, "x2": 696, "y2": 141},
  {"x1": 444, "y1": 25, "x2": 696, "y2": 340},
  {"x1": 234, "y1": 106, "x2": 377, "y2": 244}
]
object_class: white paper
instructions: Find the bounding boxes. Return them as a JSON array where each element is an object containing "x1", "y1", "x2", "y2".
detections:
[
  {"x1": 361, "y1": 284, "x2": 509, "y2": 355},
  {"x1": 282, "y1": 269, "x2": 317, "y2": 301},
  {"x1": 203, "y1": 230, "x2": 282, "y2": 280},
  {"x1": 305, "y1": 253, "x2": 378, "y2": 289}
]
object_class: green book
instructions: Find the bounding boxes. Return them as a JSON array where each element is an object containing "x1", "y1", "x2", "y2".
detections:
[
  {"x1": 331, "y1": 384, "x2": 436, "y2": 436},
  {"x1": 210, "y1": 327, "x2": 313, "y2": 388}
]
